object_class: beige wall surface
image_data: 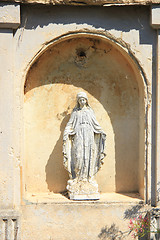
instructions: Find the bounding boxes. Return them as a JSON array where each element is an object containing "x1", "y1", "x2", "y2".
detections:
[
  {"x1": 0, "y1": 29, "x2": 15, "y2": 208},
  {"x1": 21, "y1": 202, "x2": 146, "y2": 240}
]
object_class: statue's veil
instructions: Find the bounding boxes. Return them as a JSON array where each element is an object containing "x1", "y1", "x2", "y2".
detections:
[{"x1": 74, "y1": 92, "x2": 91, "y2": 109}]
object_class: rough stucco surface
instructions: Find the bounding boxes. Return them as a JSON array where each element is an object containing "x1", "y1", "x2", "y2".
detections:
[
  {"x1": 21, "y1": 203, "x2": 145, "y2": 240},
  {"x1": 0, "y1": 29, "x2": 16, "y2": 208},
  {"x1": 2, "y1": 0, "x2": 160, "y2": 5}
]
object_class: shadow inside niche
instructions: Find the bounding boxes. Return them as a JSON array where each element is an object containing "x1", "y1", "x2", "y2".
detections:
[{"x1": 45, "y1": 114, "x2": 70, "y2": 194}]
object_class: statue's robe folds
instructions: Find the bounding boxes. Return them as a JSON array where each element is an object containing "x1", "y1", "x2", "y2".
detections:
[{"x1": 63, "y1": 107, "x2": 106, "y2": 181}]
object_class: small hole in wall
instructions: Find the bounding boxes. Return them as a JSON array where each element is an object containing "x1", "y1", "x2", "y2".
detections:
[{"x1": 76, "y1": 49, "x2": 86, "y2": 58}]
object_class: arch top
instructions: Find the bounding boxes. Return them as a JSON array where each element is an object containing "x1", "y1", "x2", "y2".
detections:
[{"x1": 25, "y1": 30, "x2": 149, "y2": 91}]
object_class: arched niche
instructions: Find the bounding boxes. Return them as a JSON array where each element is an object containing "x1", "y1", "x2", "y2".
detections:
[{"x1": 24, "y1": 33, "x2": 147, "y2": 198}]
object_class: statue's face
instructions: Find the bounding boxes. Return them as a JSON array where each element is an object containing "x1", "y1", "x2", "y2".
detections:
[{"x1": 78, "y1": 97, "x2": 87, "y2": 108}]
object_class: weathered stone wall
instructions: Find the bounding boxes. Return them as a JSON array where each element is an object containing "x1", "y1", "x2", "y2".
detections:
[
  {"x1": 21, "y1": 202, "x2": 145, "y2": 240},
  {"x1": 0, "y1": 2, "x2": 160, "y2": 239},
  {"x1": 14, "y1": 4, "x2": 154, "y2": 199}
]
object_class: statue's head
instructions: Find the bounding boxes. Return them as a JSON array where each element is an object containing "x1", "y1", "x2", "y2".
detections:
[{"x1": 76, "y1": 92, "x2": 89, "y2": 108}]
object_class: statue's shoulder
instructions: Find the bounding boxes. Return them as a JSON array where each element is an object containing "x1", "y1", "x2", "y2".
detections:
[
  {"x1": 72, "y1": 107, "x2": 78, "y2": 112},
  {"x1": 87, "y1": 107, "x2": 95, "y2": 114},
  {"x1": 71, "y1": 107, "x2": 79, "y2": 115},
  {"x1": 88, "y1": 106, "x2": 93, "y2": 111}
]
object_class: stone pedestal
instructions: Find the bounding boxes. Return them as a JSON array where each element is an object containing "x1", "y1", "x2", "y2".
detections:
[
  {"x1": 69, "y1": 193, "x2": 100, "y2": 200},
  {"x1": 67, "y1": 179, "x2": 100, "y2": 200}
]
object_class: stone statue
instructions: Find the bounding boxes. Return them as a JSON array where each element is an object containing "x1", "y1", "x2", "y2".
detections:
[{"x1": 63, "y1": 92, "x2": 106, "y2": 200}]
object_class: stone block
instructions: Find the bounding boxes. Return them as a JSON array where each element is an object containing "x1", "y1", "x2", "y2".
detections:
[
  {"x1": 151, "y1": 5, "x2": 160, "y2": 28},
  {"x1": 0, "y1": 3, "x2": 20, "y2": 29}
]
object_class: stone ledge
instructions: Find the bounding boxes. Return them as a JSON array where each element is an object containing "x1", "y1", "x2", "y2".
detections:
[
  {"x1": 0, "y1": 209, "x2": 20, "y2": 218},
  {"x1": 0, "y1": 3, "x2": 20, "y2": 29},
  {"x1": 23, "y1": 192, "x2": 144, "y2": 205},
  {"x1": 1, "y1": 0, "x2": 160, "y2": 5}
]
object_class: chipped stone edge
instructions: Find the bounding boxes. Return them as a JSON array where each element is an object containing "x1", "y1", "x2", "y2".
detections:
[
  {"x1": 1, "y1": 0, "x2": 160, "y2": 6},
  {"x1": 0, "y1": 3, "x2": 20, "y2": 29}
]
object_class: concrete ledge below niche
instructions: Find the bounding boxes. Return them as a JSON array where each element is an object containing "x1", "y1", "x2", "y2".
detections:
[{"x1": 23, "y1": 192, "x2": 143, "y2": 205}]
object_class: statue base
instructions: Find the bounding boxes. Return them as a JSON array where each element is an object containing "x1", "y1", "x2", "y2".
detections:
[
  {"x1": 69, "y1": 193, "x2": 100, "y2": 200},
  {"x1": 66, "y1": 178, "x2": 100, "y2": 201}
]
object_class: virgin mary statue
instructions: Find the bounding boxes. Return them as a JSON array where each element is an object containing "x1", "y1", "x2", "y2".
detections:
[{"x1": 63, "y1": 92, "x2": 106, "y2": 200}]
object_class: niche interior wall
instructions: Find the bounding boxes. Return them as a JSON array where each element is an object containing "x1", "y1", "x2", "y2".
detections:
[{"x1": 24, "y1": 34, "x2": 146, "y2": 198}]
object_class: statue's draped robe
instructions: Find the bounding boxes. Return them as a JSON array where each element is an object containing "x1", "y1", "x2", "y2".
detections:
[{"x1": 63, "y1": 107, "x2": 106, "y2": 180}]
